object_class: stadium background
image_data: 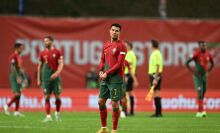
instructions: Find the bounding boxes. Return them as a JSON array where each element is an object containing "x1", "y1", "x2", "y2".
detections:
[{"x1": 0, "y1": 0, "x2": 220, "y2": 112}]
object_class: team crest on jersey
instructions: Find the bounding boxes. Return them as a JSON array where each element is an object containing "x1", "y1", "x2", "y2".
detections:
[
  {"x1": 52, "y1": 54, "x2": 56, "y2": 58},
  {"x1": 112, "y1": 48, "x2": 116, "y2": 54},
  {"x1": 207, "y1": 57, "x2": 210, "y2": 61}
]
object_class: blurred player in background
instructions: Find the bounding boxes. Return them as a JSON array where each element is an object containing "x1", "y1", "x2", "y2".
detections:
[
  {"x1": 4, "y1": 43, "x2": 27, "y2": 117},
  {"x1": 120, "y1": 41, "x2": 138, "y2": 118},
  {"x1": 148, "y1": 39, "x2": 163, "y2": 117},
  {"x1": 37, "y1": 36, "x2": 64, "y2": 122},
  {"x1": 186, "y1": 41, "x2": 214, "y2": 117},
  {"x1": 97, "y1": 23, "x2": 127, "y2": 133}
]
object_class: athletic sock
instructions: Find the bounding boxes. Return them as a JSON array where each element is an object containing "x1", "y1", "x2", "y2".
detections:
[
  {"x1": 99, "y1": 105, "x2": 107, "y2": 127},
  {"x1": 15, "y1": 96, "x2": 21, "y2": 111},
  {"x1": 198, "y1": 99, "x2": 203, "y2": 112},
  {"x1": 7, "y1": 96, "x2": 17, "y2": 107},
  {"x1": 45, "y1": 99, "x2": 51, "y2": 115},
  {"x1": 112, "y1": 108, "x2": 120, "y2": 130},
  {"x1": 130, "y1": 96, "x2": 134, "y2": 114},
  {"x1": 121, "y1": 101, "x2": 127, "y2": 114},
  {"x1": 55, "y1": 98, "x2": 61, "y2": 112},
  {"x1": 154, "y1": 97, "x2": 162, "y2": 115}
]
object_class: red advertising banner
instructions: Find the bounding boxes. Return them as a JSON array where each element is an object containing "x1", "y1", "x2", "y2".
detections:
[
  {"x1": 0, "y1": 88, "x2": 219, "y2": 112},
  {"x1": 0, "y1": 16, "x2": 219, "y2": 89}
]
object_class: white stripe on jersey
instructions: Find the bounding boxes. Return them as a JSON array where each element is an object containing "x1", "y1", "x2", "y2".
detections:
[{"x1": 120, "y1": 52, "x2": 126, "y2": 55}]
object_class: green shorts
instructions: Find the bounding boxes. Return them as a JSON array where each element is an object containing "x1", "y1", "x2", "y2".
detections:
[
  {"x1": 41, "y1": 77, "x2": 62, "y2": 95},
  {"x1": 10, "y1": 79, "x2": 22, "y2": 93},
  {"x1": 99, "y1": 80, "x2": 123, "y2": 101}
]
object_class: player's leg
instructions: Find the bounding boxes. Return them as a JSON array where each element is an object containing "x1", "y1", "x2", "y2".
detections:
[
  {"x1": 97, "y1": 80, "x2": 109, "y2": 133},
  {"x1": 126, "y1": 74, "x2": 134, "y2": 115},
  {"x1": 151, "y1": 74, "x2": 162, "y2": 117},
  {"x1": 120, "y1": 96, "x2": 127, "y2": 118},
  {"x1": 4, "y1": 80, "x2": 21, "y2": 115},
  {"x1": 120, "y1": 82, "x2": 127, "y2": 118},
  {"x1": 13, "y1": 92, "x2": 24, "y2": 117},
  {"x1": 42, "y1": 81, "x2": 52, "y2": 122},
  {"x1": 53, "y1": 78, "x2": 62, "y2": 121},
  {"x1": 193, "y1": 75, "x2": 204, "y2": 117},
  {"x1": 200, "y1": 75, "x2": 207, "y2": 117},
  {"x1": 110, "y1": 83, "x2": 123, "y2": 132}
]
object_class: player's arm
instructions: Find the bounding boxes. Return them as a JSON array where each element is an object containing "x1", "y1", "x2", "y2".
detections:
[
  {"x1": 51, "y1": 57, "x2": 64, "y2": 79},
  {"x1": 37, "y1": 60, "x2": 42, "y2": 86},
  {"x1": 105, "y1": 52, "x2": 126, "y2": 75},
  {"x1": 99, "y1": 47, "x2": 105, "y2": 79},
  {"x1": 11, "y1": 63, "x2": 22, "y2": 84},
  {"x1": 105, "y1": 44, "x2": 127, "y2": 76},
  {"x1": 208, "y1": 56, "x2": 214, "y2": 72},
  {"x1": 186, "y1": 57, "x2": 194, "y2": 73},
  {"x1": 11, "y1": 57, "x2": 22, "y2": 83},
  {"x1": 152, "y1": 64, "x2": 160, "y2": 86}
]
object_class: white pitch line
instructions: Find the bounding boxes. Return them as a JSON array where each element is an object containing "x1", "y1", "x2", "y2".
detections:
[{"x1": 0, "y1": 125, "x2": 218, "y2": 132}]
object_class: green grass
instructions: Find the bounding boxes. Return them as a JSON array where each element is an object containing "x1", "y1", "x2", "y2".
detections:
[{"x1": 0, "y1": 112, "x2": 220, "y2": 133}]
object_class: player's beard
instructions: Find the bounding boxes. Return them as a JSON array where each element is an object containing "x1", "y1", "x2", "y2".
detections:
[
  {"x1": 201, "y1": 48, "x2": 206, "y2": 53},
  {"x1": 45, "y1": 43, "x2": 52, "y2": 49},
  {"x1": 112, "y1": 36, "x2": 119, "y2": 41}
]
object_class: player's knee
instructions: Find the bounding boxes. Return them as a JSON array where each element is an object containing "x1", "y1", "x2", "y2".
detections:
[
  {"x1": 111, "y1": 101, "x2": 119, "y2": 108},
  {"x1": 45, "y1": 95, "x2": 50, "y2": 101},
  {"x1": 14, "y1": 93, "x2": 21, "y2": 97},
  {"x1": 55, "y1": 95, "x2": 60, "y2": 99},
  {"x1": 98, "y1": 99, "x2": 106, "y2": 106}
]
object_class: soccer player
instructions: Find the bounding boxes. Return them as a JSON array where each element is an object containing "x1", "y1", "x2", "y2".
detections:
[
  {"x1": 186, "y1": 41, "x2": 214, "y2": 117},
  {"x1": 37, "y1": 36, "x2": 64, "y2": 122},
  {"x1": 97, "y1": 23, "x2": 127, "y2": 133},
  {"x1": 4, "y1": 43, "x2": 26, "y2": 117},
  {"x1": 148, "y1": 39, "x2": 163, "y2": 117},
  {"x1": 120, "y1": 41, "x2": 138, "y2": 118}
]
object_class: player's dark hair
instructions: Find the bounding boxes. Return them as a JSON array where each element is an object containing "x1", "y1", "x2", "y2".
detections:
[
  {"x1": 125, "y1": 41, "x2": 133, "y2": 49},
  {"x1": 151, "y1": 39, "x2": 159, "y2": 48},
  {"x1": 45, "y1": 36, "x2": 54, "y2": 42},
  {"x1": 111, "y1": 23, "x2": 122, "y2": 31},
  {"x1": 198, "y1": 41, "x2": 205, "y2": 45},
  {"x1": 14, "y1": 42, "x2": 23, "y2": 49}
]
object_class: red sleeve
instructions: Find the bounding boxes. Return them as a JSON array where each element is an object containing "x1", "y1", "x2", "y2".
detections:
[
  {"x1": 192, "y1": 50, "x2": 199, "y2": 59},
  {"x1": 57, "y1": 49, "x2": 63, "y2": 59},
  {"x1": 99, "y1": 45, "x2": 105, "y2": 71},
  {"x1": 39, "y1": 52, "x2": 44, "y2": 62},
  {"x1": 105, "y1": 42, "x2": 127, "y2": 75},
  {"x1": 10, "y1": 55, "x2": 17, "y2": 65},
  {"x1": 208, "y1": 52, "x2": 213, "y2": 61}
]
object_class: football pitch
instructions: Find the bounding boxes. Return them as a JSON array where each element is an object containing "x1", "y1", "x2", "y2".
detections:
[{"x1": 0, "y1": 112, "x2": 219, "y2": 133}]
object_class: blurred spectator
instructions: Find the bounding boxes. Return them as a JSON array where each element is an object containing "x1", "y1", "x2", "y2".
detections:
[{"x1": 85, "y1": 66, "x2": 99, "y2": 89}]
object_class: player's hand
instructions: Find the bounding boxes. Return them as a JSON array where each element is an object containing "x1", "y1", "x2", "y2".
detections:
[
  {"x1": 153, "y1": 79, "x2": 158, "y2": 86},
  {"x1": 16, "y1": 77, "x2": 22, "y2": 84},
  {"x1": 51, "y1": 73, "x2": 59, "y2": 80},
  {"x1": 99, "y1": 71, "x2": 103, "y2": 77},
  {"x1": 133, "y1": 78, "x2": 139, "y2": 88},
  {"x1": 37, "y1": 79, "x2": 41, "y2": 86},
  {"x1": 101, "y1": 73, "x2": 107, "y2": 79}
]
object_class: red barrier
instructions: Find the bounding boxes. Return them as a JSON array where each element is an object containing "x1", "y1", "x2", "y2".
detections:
[
  {"x1": 0, "y1": 88, "x2": 219, "y2": 112},
  {"x1": 0, "y1": 16, "x2": 219, "y2": 89}
]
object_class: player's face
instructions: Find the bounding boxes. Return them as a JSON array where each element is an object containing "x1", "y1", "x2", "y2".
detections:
[
  {"x1": 109, "y1": 26, "x2": 120, "y2": 41},
  {"x1": 17, "y1": 45, "x2": 24, "y2": 54},
  {"x1": 199, "y1": 43, "x2": 207, "y2": 52},
  {"x1": 44, "y1": 38, "x2": 52, "y2": 48}
]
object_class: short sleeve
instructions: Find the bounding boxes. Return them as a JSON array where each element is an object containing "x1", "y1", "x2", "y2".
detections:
[
  {"x1": 192, "y1": 50, "x2": 199, "y2": 59},
  {"x1": 57, "y1": 49, "x2": 63, "y2": 59},
  {"x1": 10, "y1": 55, "x2": 17, "y2": 65}
]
